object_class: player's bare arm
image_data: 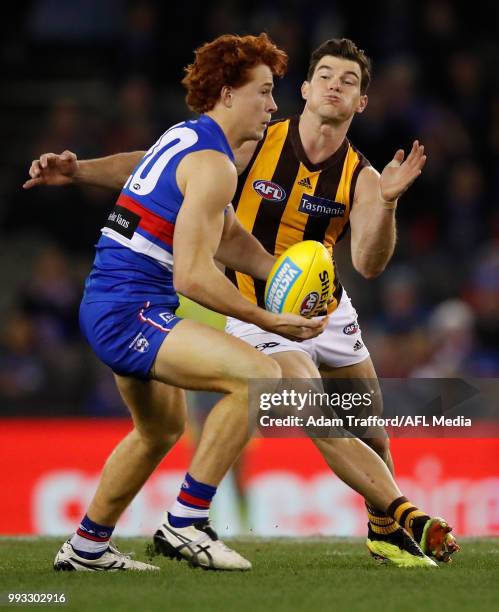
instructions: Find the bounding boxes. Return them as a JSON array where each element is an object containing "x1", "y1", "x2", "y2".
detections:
[
  {"x1": 174, "y1": 150, "x2": 326, "y2": 341},
  {"x1": 215, "y1": 205, "x2": 276, "y2": 280},
  {"x1": 349, "y1": 140, "x2": 426, "y2": 278},
  {"x1": 23, "y1": 142, "x2": 258, "y2": 192},
  {"x1": 23, "y1": 150, "x2": 145, "y2": 191}
]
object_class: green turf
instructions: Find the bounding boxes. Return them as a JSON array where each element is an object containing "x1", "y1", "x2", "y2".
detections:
[{"x1": 0, "y1": 537, "x2": 497, "y2": 612}]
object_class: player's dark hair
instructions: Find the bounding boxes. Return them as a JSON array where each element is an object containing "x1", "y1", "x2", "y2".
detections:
[
  {"x1": 307, "y1": 38, "x2": 371, "y2": 94},
  {"x1": 182, "y1": 33, "x2": 288, "y2": 114}
]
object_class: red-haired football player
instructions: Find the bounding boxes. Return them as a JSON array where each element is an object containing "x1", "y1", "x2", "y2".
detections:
[{"x1": 26, "y1": 37, "x2": 458, "y2": 570}]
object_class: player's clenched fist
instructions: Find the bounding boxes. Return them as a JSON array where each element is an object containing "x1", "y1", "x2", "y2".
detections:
[{"x1": 23, "y1": 150, "x2": 78, "y2": 189}]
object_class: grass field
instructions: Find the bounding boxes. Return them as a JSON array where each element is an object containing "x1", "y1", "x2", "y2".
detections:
[{"x1": 0, "y1": 537, "x2": 498, "y2": 611}]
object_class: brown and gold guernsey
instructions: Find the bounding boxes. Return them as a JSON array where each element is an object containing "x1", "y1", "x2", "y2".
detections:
[{"x1": 226, "y1": 115, "x2": 370, "y2": 310}]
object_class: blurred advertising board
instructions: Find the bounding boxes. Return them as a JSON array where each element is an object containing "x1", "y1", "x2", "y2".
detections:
[{"x1": 1, "y1": 419, "x2": 497, "y2": 536}]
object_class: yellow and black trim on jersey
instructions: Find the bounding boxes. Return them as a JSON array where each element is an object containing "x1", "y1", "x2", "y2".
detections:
[{"x1": 227, "y1": 116, "x2": 370, "y2": 309}]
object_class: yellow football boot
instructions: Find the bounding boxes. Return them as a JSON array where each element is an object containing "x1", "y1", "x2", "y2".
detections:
[{"x1": 366, "y1": 526, "x2": 438, "y2": 568}]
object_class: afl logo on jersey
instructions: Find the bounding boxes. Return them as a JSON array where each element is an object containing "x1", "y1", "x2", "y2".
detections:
[
  {"x1": 253, "y1": 180, "x2": 286, "y2": 202},
  {"x1": 343, "y1": 321, "x2": 359, "y2": 335}
]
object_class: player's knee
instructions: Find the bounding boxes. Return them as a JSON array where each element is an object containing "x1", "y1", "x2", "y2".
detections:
[
  {"x1": 253, "y1": 354, "x2": 282, "y2": 380},
  {"x1": 136, "y1": 419, "x2": 185, "y2": 455},
  {"x1": 161, "y1": 420, "x2": 186, "y2": 447},
  {"x1": 238, "y1": 352, "x2": 281, "y2": 382},
  {"x1": 142, "y1": 431, "x2": 182, "y2": 456},
  {"x1": 221, "y1": 354, "x2": 281, "y2": 394}
]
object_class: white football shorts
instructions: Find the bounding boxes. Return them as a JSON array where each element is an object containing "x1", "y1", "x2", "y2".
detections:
[{"x1": 225, "y1": 290, "x2": 370, "y2": 368}]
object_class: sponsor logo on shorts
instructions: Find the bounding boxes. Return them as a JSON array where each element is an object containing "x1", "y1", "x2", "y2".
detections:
[
  {"x1": 343, "y1": 321, "x2": 359, "y2": 335},
  {"x1": 129, "y1": 332, "x2": 150, "y2": 353},
  {"x1": 353, "y1": 340, "x2": 364, "y2": 351},
  {"x1": 255, "y1": 342, "x2": 281, "y2": 351},
  {"x1": 298, "y1": 194, "x2": 346, "y2": 218},
  {"x1": 159, "y1": 312, "x2": 177, "y2": 325},
  {"x1": 300, "y1": 291, "x2": 320, "y2": 315},
  {"x1": 265, "y1": 257, "x2": 302, "y2": 313},
  {"x1": 253, "y1": 180, "x2": 286, "y2": 202},
  {"x1": 105, "y1": 204, "x2": 140, "y2": 239}
]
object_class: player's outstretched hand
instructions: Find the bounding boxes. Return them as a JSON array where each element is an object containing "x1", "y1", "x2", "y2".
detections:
[
  {"x1": 379, "y1": 140, "x2": 427, "y2": 202},
  {"x1": 23, "y1": 150, "x2": 78, "y2": 189},
  {"x1": 268, "y1": 313, "x2": 329, "y2": 341}
]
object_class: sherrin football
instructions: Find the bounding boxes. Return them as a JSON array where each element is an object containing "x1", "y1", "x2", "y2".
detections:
[{"x1": 264, "y1": 241, "x2": 335, "y2": 318}]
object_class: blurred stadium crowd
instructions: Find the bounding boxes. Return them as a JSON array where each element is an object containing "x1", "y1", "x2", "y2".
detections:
[{"x1": 1, "y1": 0, "x2": 498, "y2": 416}]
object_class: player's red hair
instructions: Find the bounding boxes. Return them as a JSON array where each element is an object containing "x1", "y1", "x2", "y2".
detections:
[{"x1": 182, "y1": 33, "x2": 288, "y2": 114}]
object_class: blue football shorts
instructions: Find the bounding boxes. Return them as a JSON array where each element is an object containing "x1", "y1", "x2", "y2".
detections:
[{"x1": 79, "y1": 299, "x2": 182, "y2": 379}]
